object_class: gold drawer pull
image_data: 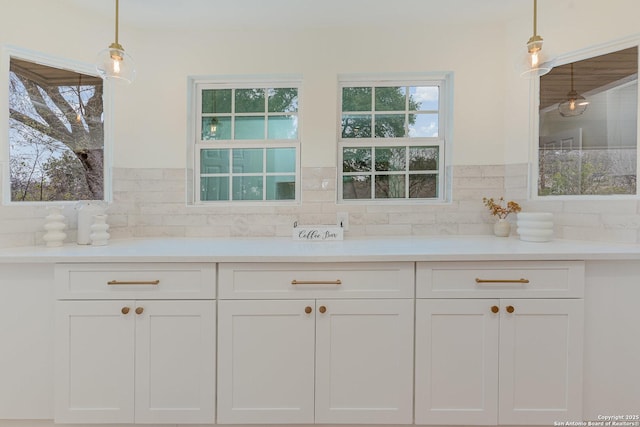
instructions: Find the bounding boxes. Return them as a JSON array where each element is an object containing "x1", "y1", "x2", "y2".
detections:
[
  {"x1": 108, "y1": 280, "x2": 160, "y2": 285},
  {"x1": 475, "y1": 278, "x2": 530, "y2": 284},
  {"x1": 291, "y1": 280, "x2": 342, "y2": 286}
]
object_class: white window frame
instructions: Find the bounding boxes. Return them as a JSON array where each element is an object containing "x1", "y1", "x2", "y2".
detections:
[
  {"x1": 188, "y1": 75, "x2": 302, "y2": 205},
  {"x1": 0, "y1": 45, "x2": 113, "y2": 205},
  {"x1": 530, "y1": 35, "x2": 640, "y2": 200},
  {"x1": 337, "y1": 73, "x2": 453, "y2": 204}
]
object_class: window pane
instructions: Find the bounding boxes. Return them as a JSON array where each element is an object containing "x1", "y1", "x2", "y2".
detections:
[
  {"x1": 409, "y1": 147, "x2": 439, "y2": 171},
  {"x1": 342, "y1": 87, "x2": 372, "y2": 111},
  {"x1": 267, "y1": 148, "x2": 295, "y2": 173},
  {"x1": 9, "y1": 58, "x2": 104, "y2": 202},
  {"x1": 375, "y1": 175, "x2": 405, "y2": 198},
  {"x1": 409, "y1": 174, "x2": 438, "y2": 198},
  {"x1": 375, "y1": 86, "x2": 406, "y2": 111},
  {"x1": 342, "y1": 115, "x2": 372, "y2": 138},
  {"x1": 202, "y1": 116, "x2": 231, "y2": 140},
  {"x1": 268, "y1": 116, "x2": 297, "y2": 139},
  {"x1": 409, "y1": 113, "x2": 438, "y2": 137},
  {"x1": 200, "y1": 149, "x2": 229, "y2": 173},
  {"x1": 343, "y1": 147, "x2": 372, "y2": 172},
  {"x1": 233, "y1": 149, "x2": 263, "y2": 173},
  {"x1": 235, "y1": 116, "x2": 265, "y2": 139},
  {"x1": 267, "y1": 176, "x2": 295, "y2": 200},
  {"x1": 233, "y1": 176, "x2": 263, "y2": 200},
  {"x1": 343, "y1": 175, "x2": 371, "y2": 199},
  {"x1": 375, "y1": 147, "x2": 406, "y2": 171},
  {"x1": 235, "y1": 88, "x2": 265, "y2": 113},
  {"x1": 268, "y1": 88, "x2": 298, "y2": 112},
  {"x1": 375, "y1": 114, "x2": 406, "y2": 137},
  {"x1": 410, "y1": 86, "x2": 439, "y2": 111},
  {"x1": 202, "y1": 89, "x2": 232, "y2": 114},
  {"x1": 201, "y1": 177, "x2": 229, "y2": 201}
]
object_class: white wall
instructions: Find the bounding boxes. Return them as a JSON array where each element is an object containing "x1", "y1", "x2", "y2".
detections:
[{"x1": 2, "y1": 0, "x2": 639, "y2": 169}]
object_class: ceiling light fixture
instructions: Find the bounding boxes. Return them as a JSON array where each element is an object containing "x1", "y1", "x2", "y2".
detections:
[
  {"x1": 520, "y1": 0, "x2": 552, "y2": 78},
  {"x1": 558, "y1": 63, "x2": 589, "y2": 117},
  {"x1": 96, "y1": 0, "x2": 136, "y2": 84}
]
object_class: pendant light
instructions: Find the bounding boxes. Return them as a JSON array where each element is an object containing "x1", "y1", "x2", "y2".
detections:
[
  {"x1": 520, "y1": 0, "x2": 552, "y2": 78},
  {"x1": 558, "y1": 63, "x2": 589, "y2": 117},
  {"x1": 96, "y1": 0, "x2": 136, "y2": 84}
]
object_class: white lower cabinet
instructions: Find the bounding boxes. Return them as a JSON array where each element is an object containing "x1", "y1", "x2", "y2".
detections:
[
  {"x1": 416, "y1": 298, "x2": 584, "y2": 425},
  {"x1": 415, "y1": 261, "x2": 585, "y2": 425},
  {"x1": 55, "y1": 299, "x2": 215, "y2": 424},
  {"x1": 54, "y1": 263, "x2": 216, "y2": 424},
  {"x1": 217, "y1": 299, "x2": 414, "y2": 424}
]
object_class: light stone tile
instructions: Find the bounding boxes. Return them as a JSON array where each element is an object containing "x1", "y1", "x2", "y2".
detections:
[
  {"x1": 185, "y1": 226, "x2": 231, "y2": 238},
  {"x1": 459, "y1": 223, "x2": 494, "y2": 235},
  {"x1": 561, "y1": 226, "x2": 638, "y2": 244},
  {"x1": 364, "y1": 224, "x2": 412, "y2": 236},
  {"x1": 163, "y1": 215, "x2": 208, "y2": 227},
  {"x1": 553, "y1": 213, "x2": 601, "y2": 228},
  {"x1": 601, "y1": 214, "x2": 640, "y2": 229},
  {"x1": 436, "y1": 212, "x2": 484, "y2": 225},
  {"x1": 563, "y1": 200, "x2": 638, "y2": 214},
  {"x1": 389, "y1": 213, "x2": 436, "y2": 225},
  {"x1": 302, "y1": 190, "x2": 336, "y2": 203},
  {"x1": 135, "y1": 226, "x2": 186, "y2": 238},
  {"x1": 454, "y1": 188, "x2": 504, "y2": 201},
  {"x1": 113, "y1": 168, "x2": 164, "y2": 181},
  {"x1": 0, "y1": 233, "x2": 36, "y2": 248}
]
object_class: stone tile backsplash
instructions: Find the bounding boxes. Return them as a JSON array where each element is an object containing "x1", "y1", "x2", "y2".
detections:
[{"x1": 1, "y1": 165, "x2": 639, "y2": 248}]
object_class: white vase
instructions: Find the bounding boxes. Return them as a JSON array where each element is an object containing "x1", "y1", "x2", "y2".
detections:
[
  {"x1": 89, "y1": 214, "x2": 110, "y2": 246},
  {"x1": 43, "y1": 206, "x2": 67, "y2": 247},
  {"x1": 76, "y1": 201, "x2": 105, "y2": 245},
  {"x1": 493, "y1": 218, "x2": 511, "y2": 237}
]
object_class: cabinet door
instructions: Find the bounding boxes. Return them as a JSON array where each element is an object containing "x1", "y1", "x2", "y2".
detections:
[
  {"x1": 499, "y1": 299, "x2": 583, "y2": 424},
  {"x1": 415, "y1": 299, "x2": 499, "y2": 425},
  {"x1": 55, "y1": 300, "x2": 135, "y2": 424},
  {"x1": 315, "y1": 299, "x2": 414, "y2": 424},
  {"x1": 217, "y1": 299, "x2": 315, "y2": 424},
  {"x1": 134, "y1": 300, "x2": 216, "y2": 424}
]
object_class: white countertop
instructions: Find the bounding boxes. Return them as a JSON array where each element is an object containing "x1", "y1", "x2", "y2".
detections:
[{"x1": 0, "y1": 236, "x2": 639, "y2": 263}]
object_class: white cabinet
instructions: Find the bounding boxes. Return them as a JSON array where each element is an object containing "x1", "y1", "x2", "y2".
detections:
[
  {"x1": 415, "y1": 261, "x2": 584, "y2": 425},
  {"x1": 54, "y1": 263, "x2": 216, "y2": 424},
  {"x1": 217, "y1": 262, "x2": 415, "y2": 425}
]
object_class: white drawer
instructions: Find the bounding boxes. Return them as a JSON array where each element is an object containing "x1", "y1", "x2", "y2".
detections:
[
  {"x1": 218, "y1": 262, "x2": 414, "y2": 299},
  {"x1": 416, "y1": 261, "x2": 584, "y2": 298},
  {"x1": 55, "y1": 263, "x2": 216, "y2": 300}
]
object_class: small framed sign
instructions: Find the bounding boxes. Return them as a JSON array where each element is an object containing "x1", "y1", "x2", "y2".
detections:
[{"x1": 292, "y1": 223, "x2": 344, "y2": 241}]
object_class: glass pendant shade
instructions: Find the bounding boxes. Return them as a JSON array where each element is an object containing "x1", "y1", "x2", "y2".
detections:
[
  {"x1": 520, "y1": 0, "x2": 552, "y2": 78},
  {"x1": 96, "y1": 43, "x2": 136, "y2": 83},
  {"x1": 96, "y1": 0, "x2": 136, "y2": 84},
  {"x1": 520, "y1": 35, "x2": 552, "y2": 78},
  {"x1": 558, "y1": 64, "x2": 589, "y2": 117},
  {"x1": 558, "y1": 91, "x2": 589, "y2": 117}
]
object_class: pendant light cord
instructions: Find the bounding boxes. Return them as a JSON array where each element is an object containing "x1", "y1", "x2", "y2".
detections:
[
  {"x1": 114, "y1": 0, "x2": 119, "y2": 45},
  {"x1": 533, "y1": 0, "x2": 538, "y2": 36}
]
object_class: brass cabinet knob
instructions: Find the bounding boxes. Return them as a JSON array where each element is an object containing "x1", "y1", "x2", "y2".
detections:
[
  {"x1": 135, "y1": 307, "x2": 144, "y2": 315},
  {"x1": 491, "y1": 305, "x2": 499, "y2": 314},
  {"x1": 319, "y1": 306, "x2": 327, "y2": 314},
  {"x1": 506, "y1": 305, "x2": 515, "y2": 313},
  {"x1": 121, "y1": 307, "x2": 130, "y2": 315},
  {"x1": 305, "y1": 306, "x2": 312, "y2": 314}
]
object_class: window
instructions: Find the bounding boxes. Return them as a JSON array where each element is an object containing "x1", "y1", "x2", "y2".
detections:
[
  {"x1": 4, "y1": 49, "x2": 108, "y2": 203},
  {"x1": 537, "y1": 41, "x2": 638, "y2": 197},
  {"x1": 192, "y1": 79, "x2": 301, "y2": 203},
  {"x1": 338, "y1": 74, "x2": 451, "y2": 202}
]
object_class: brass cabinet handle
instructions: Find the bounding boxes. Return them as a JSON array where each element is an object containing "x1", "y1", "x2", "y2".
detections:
[
  {"x1": 506, "y1": 305, "x2": 515, "y2": 313},
  {"x1": 305, "y1": 306, "x2": 313, "y2": 314},
  {"x1": 291, "y1": 280, "x2": 342, "y2": 286},
  {"x1": 475, "y1": 278, "x2": 530, "y2": 284},
  {"x1": 135, "y1": 307, "x2": 144, "y2": 315},
  {"x1": 108, "y1": 280, "x2": 160, "y2": 285},
  {"x1": 491, "y1": 305, "x2": 499, "y2": 314},
  {"x1": 319, "y1": 306, "x2": 327, "y2": 314},
  {"x1": 121, "y1": 306, "x2": 130, "y2": 315}
]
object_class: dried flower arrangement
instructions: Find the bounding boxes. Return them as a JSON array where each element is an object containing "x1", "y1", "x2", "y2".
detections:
[{"x1": 482, "y1": 197, "x2": 521, "y2": 220}]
